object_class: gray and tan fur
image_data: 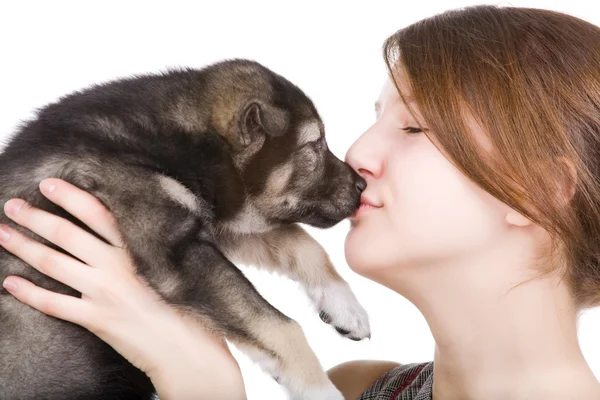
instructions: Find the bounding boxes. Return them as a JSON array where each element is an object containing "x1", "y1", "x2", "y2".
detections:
[{"x1": 0, "y1": 59, "x2": 370, "y2": 400}]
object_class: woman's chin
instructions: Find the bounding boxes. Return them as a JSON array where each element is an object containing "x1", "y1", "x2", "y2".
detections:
[{"x1": 344, "y1": 226, "x2": 378, "y2": 274}]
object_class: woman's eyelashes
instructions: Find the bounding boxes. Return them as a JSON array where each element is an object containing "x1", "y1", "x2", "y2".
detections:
[{"x1": 401, "y1": 126, "x2": 424, "y2": 134}]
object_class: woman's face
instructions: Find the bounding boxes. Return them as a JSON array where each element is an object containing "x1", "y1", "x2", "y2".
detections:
[{"x1": 344, "y1": 75, "x2": 510, "y2": 278}]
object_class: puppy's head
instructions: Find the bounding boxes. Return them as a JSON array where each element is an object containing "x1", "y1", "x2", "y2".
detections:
[{"x1": 207, "y1": 59, "x2": 365, "y2": 230}]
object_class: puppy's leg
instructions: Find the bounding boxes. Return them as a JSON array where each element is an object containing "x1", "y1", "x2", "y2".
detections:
[
  {"x1": 66, "y1": 169, "x2": 342, "y2": 399},
  {"x1": 221, "y1": 224, "x2": 371, "y2": 341},
  {"x1": 166, "y1": 240, "x2": 343, "y2": 400}
]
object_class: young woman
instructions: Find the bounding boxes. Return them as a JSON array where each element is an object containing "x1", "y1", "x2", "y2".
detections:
[{"x1": 2, "y1": 5, "x2": 600, "y2": 399}]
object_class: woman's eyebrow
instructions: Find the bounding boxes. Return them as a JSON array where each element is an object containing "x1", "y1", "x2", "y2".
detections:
[
  {"x1": 400, "y1": 92, "x2": 415, "y2": 104},
  {"x1": 375, "y1": 101, "x2": 381, "y2": 114}
]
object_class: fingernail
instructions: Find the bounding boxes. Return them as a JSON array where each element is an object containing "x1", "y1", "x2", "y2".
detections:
[
  {"x1": 5, "y1": 199, "x2": 25, "y2": 216},
  {"x1": 3, "y1": 279, "x2": 17, "y2": 292},
  {"x1": 0, "y1": 225, "x2": 11, "y2": 241},
  {"x1": 40, "y1": 179, "x2": 56, "y2": 193}
]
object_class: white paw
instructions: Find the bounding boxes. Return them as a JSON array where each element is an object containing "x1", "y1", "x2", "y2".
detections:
[
  {"x1": 288, "y1": 381, "x2": 344, "y2": 400},
  {"x1": 307, "y1": 281, "x2": 371, "y2": 340}
]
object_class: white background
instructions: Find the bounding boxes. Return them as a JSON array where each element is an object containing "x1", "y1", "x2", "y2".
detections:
[{"x1": 1, "y1": 1, "x2": 598, "y2": 399}]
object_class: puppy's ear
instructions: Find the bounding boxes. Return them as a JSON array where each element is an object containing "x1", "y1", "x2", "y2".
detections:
[{"x1": 240, "y1": 102, "x2": 289, "y2": 146}]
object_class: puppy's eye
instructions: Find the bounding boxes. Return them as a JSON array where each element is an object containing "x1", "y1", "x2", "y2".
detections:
[{"x1": 314, "y1": 137, "x2": 327, "y2": 151}]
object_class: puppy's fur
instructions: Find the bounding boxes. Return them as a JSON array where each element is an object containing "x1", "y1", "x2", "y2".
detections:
[{"x1": 0, "y1": 59, "x2": 370, "y2": 400}]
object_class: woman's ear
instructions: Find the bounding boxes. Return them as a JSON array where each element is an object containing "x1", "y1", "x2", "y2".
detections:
[
  {"x1": 505, "y1": 210, "x2": 532, "y2": 227},
  {"x1": 505, "y1": 156, "x2": 576, "y2": 228},
  {"x1": 552, "y1": 156, "x2": 578, "y2": 206}
]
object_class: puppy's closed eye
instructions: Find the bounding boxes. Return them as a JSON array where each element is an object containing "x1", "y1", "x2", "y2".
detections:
[{"x1": 313, "y1": 137, "x2": 327, "y2": 151}]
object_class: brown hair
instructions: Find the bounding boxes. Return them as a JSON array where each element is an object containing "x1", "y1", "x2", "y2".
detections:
[{"x1": 384, "y1": 5, "x2": 600, "y2": 308}]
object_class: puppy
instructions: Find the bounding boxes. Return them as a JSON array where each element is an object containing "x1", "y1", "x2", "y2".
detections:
[{"x1": 0, "y1": 59, "x2": 370, "y2": 400}]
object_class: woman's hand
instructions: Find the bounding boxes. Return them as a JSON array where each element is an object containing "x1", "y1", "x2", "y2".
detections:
[{"x1": 1, "y1": 178, "x2": 246, "y2": 399}]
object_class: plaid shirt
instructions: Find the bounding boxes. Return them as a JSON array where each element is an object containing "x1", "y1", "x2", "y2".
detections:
[{"x1": 358, "y1": 362, "x2": 433, "y2": 400}]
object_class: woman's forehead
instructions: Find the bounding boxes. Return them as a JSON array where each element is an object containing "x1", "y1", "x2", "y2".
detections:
[
  {"x1": 376, "y1": 76, "x2": 422, "y2": 121},
  {"x1": 378, "y1": 75, "x2": 414, "y2": 108}
]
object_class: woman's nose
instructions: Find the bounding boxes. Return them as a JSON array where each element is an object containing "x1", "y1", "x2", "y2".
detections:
[{"x1": 345, "y1": 128, "x2": 384, "y2": 180}]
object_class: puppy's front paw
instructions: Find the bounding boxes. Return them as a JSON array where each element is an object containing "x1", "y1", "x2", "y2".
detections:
[{"x1": 308, "y1": 281, "x2": 371, "y2": 341}]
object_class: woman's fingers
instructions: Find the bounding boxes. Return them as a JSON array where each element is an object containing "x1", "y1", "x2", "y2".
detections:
[
  {"x1": 0, "y1": 224, "x2": 100, "y2": 294},
  {"x1": 38, "y1": 178, "x2": 124, "y2": 248},
  {"x1": 4, "y1": 196, "x2": 115, "y2": 268},
  {"x1": 2, "y1": 276, "x2": 91, "y2": 326}
]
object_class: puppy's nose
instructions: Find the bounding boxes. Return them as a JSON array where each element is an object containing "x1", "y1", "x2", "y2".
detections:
[{"x1": 355, "y1": 177, "x2": 367, "y2": 193}]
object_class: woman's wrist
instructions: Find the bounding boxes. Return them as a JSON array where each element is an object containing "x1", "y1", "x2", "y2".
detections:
[
  {"x1": 0, "y1": 180, "x2": 247, "y2": 400},
  {"x1": 144, "y1": 311, "x2": 247, "y2": 400}
]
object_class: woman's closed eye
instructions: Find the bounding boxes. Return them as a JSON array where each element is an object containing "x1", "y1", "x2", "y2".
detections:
[{"x1": 401, "y1": 126, "x2": 425, "y2": 134}]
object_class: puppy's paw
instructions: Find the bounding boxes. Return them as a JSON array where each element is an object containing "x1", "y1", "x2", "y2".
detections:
[{"x1": 308, "y1": 281, "x2": 371, "y2": 341}]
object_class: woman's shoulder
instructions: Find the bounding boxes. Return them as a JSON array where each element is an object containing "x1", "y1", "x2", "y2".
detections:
[{"x1": 327, "y1": 360, "x2": 433, "y2": 400}]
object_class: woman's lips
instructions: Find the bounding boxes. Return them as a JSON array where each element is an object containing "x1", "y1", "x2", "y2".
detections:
[{"x1": 351, "y1": 203, "x2": 381, "y2": 218}]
